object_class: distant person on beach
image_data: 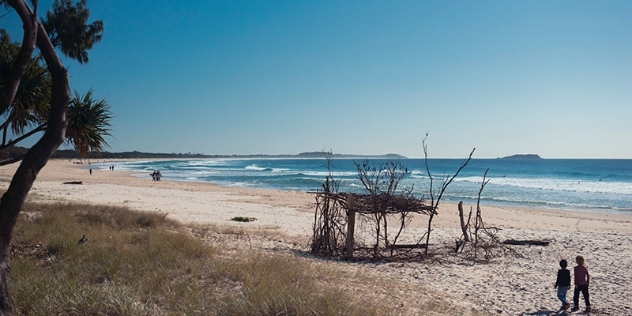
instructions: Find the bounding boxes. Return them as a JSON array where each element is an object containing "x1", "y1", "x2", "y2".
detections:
[
  {"x1": 89, "y1": 168, "x2": 92, "y2": 175},
  {"x1": 553, "y1": 259, "x2": 571, "y2": 311},
  {"x1": 572, "y1": 255, "x2": 591, "y2": 312},
  {"x1": 150, "y1": 170, "x2": 161, "y2": 181}
]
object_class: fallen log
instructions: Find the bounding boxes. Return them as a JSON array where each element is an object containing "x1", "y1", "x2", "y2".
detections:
[
  {"x1": 390, "y1": 244, "x2": 428, "y2": 249},
  {"x1": 63, "y1": 181, "x2": 83, "y2": 185},
  {"x1": 503, "y1": 239, "x2": 550, "y2": 246}
]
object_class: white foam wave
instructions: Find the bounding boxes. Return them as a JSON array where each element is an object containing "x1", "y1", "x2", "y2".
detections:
[
  {"x1": 298, "y1": 171, "x2": 357, "y2": 177},
  {"x1": 185, "y1": 159, "x2": 232, "y2": 167},
  {"x1": 271, "y1": 168, "x2": 291, "y2": 173},
  {"x1": 245, "y1": 164, "x2": 268, "y2": 171},
  {"x1": 453, "y1": 176, "x2": 632, "y2": 195}
]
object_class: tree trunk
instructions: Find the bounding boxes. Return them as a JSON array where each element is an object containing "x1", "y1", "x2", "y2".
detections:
[{"x1": 0, "y1": 2, "x2": 70, "y2": 314}]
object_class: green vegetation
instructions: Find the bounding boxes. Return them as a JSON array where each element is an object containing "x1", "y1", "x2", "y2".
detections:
[{"x1": 10, "y1": 202, "x2": 387, "y2": 315}]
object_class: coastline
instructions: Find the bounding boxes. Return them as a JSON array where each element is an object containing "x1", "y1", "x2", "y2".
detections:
[
  {"x1": 90, "y1": 157, "x2": 632, "y2": 214},
  {"x1": 2, "y1": 159, "x2": 631, "y2": 314}
]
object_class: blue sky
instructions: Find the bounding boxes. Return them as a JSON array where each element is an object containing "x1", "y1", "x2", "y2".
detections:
[{"x1": 2, "y1": 1, "x2": 631, "y2": 158}]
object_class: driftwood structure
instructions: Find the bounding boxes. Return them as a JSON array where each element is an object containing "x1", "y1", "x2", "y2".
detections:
[
  {"x1": 310, "y1": 176, "x2": 433, "y2": 259},
  {"x1": 311, "y1": 145, "x2": 521, "y2": 262},
  {"x1": 310, "y1": 149, "x2": 474, "y2": 260}
]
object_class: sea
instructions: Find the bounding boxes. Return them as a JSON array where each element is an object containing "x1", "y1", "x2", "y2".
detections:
[{"x1": 94, "y1": 158, "x2": 632, "y2": 214}]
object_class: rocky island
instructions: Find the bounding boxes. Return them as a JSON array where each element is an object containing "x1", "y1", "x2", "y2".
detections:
[{"x1": 500, "y1": 154, "x2": 542, "y2": 159}]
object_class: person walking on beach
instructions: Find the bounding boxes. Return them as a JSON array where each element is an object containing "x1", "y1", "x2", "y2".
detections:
[
  {"x1": 89, "y1": 168, "x2": 92, "y2": 175},
  {"x1": 554, "y1": 259, "x2": 571, "y2": 311},
  {"x1": 572, "y1": 255, "x2": 591, "y2": 312}
]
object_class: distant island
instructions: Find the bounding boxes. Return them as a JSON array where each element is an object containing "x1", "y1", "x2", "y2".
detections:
[{"x1": 499, "y1": 154, "x2": 542, "y2": 159}]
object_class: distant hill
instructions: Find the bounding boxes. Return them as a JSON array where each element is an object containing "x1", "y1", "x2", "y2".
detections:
[
  {"x1": 500, "y1": 154, "x2": 542, "y2": 159},
  {"x1": 0, "y1": 147, "x2": 406, "y2": 160},
  {"x1": 81, "y1": 151, "x2": 407, "y2": 160},
  {"x1": 296, "y1": 152, "x2": 407, "y2": 159}
]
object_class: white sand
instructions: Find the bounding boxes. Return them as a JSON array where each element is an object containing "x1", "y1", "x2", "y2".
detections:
[{"x1": 1, "y1": 159, "x2": 631, "y2": 315}]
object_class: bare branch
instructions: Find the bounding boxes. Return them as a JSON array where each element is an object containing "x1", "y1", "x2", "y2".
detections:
[
  {"x1": 422, "y1": 133, "x2": 434, "y2": 208},
  {"x1": 434, "y1": 148, "x2": 475, "y2": 209},
  {"x1": 422, "y1": 133, "x2": 475, "y2": 256}
]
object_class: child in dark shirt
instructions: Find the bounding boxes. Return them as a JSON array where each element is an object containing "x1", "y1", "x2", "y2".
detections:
[
  {"x1": 572, "y1": 255, "x2": 591, "y2": 312},
  {"x1": 554, "y1": 259, "x2": 571, "y2": 311}
]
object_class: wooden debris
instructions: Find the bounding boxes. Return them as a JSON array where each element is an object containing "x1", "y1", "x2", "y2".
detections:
[{"x1": 502, "y1": 239, "x2": 550, "y2": 246}]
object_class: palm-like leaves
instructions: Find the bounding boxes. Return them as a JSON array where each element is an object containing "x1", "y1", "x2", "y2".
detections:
[
  {"x1": 65, "y1": 90, "x2": 112, "y2": 155},
  {"x1": 8, "y1": 57, "x2": 51, "y2": 133},
  {"x1": 43, "y1": 0, "x2": 104, "y2": 64},
  {"x1": 1, "y1": 30, "x2": 112, "y2": 157},
  {"x1": 0, "y1": 31, "x2": 52, "y2": 135}
]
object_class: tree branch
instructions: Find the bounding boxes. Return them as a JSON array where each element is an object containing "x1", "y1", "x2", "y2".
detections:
[
  {"x1": 0, "y1": 123, "x2": 46, "y2": 151},
  {"x1": 0, "y1": 155, "x2": 24, "y2": 167},
  {"x1": 434, "y1": 148, "x2": 475, "y2": 209}
]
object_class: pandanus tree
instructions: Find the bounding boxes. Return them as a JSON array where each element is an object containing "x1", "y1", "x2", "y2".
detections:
[
  {"x1": 66, "y1": 89, "x2": 112, "y2": 156},
  {"x1": 0, "y1": 31, "x2": 111, "y2": 161},
  {"x1": 0, "y1": 0, "x2": 105, "y2": 313}
]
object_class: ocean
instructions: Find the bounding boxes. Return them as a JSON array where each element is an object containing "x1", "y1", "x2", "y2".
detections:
[{"x1": 95, "y1": 158, "x2": 632, "y2": 213}]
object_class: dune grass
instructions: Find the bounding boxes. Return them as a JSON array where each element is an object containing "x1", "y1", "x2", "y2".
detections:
[{"x1": 9, "y1": 202, "x2": 386, "y2": 316}]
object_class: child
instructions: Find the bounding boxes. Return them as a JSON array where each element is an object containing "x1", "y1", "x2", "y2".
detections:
[
  {"x1": 554, "y1": 259, "x2": 571, "y2": 311},
  {"x1": 571, "y1": 255, "x2": 591, "y2": 312}
]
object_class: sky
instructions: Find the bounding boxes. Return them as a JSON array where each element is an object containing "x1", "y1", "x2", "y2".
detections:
[{"x1": 2, "y1": 0, "x2": 632, "y2": 158}]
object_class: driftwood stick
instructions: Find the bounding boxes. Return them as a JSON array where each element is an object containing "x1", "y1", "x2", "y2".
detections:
[
  {"x1": 503, "y1": 239, "x2": 550, "y2": 246},
  {"x1": 346, "y1": 209, "x2": 355, "y2": 259},
  {"x1": 390, "y1": 243, "x2": 428, "y2": 249},
  {"x1": 458, "y1": 201, "x2": 470, "y2": 242}
]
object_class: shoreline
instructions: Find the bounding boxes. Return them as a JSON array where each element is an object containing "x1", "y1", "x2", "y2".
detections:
[
  {"x1": 1, "y1": 159, "x2": 630, "y2": 234},
  {"x1": 89, "y1": 158, "x2": 632, "y2": 215},
  {"x1": 90, "y1": 157, "x2": 632, "y2": 215},
  {"x1": 2, "y1": 159, "x2": 632, "y2": 314}
]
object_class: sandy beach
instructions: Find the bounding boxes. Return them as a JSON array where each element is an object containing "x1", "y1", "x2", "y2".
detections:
[{"x1": 2, "y1": 159, "x2": 631, "y2": 315}]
